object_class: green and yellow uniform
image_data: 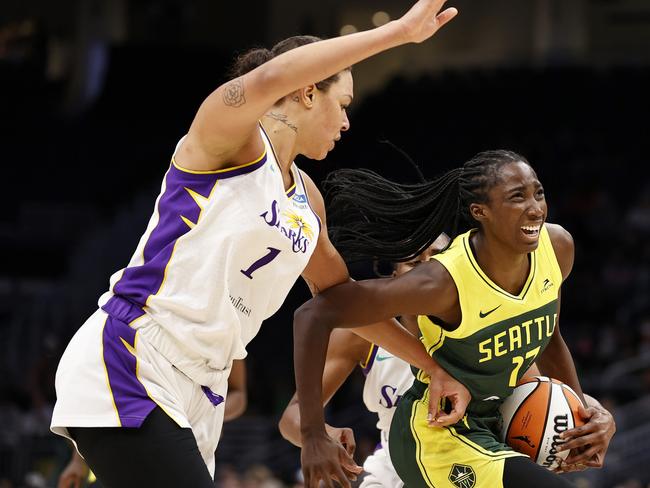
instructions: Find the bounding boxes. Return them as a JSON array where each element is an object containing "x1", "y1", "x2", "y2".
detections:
[{"x1": 390, "y1": 225, "x2": 563, "y2": 488}]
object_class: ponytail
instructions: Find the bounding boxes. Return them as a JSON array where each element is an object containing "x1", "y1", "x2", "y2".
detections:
[{"x1": 324, "y1": 167, "x2": 464, "y2": 262}]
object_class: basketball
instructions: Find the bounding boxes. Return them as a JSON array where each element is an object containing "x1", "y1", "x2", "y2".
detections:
[{"x1": 499, "y1": 376, "x2": 586, "y2": 470}]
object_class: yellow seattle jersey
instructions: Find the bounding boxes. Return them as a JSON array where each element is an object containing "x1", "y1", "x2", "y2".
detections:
[{"x1": 416, "y1": 224, "x2": 563, "y2": 416}]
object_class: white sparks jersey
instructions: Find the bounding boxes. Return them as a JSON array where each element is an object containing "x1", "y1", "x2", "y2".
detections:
[
  {"x1": 98, "y1": 125, "x2": 321, "y2": 387},
  {"x1": 361, "y1": 344, "x2": 415, "y2": 450}
]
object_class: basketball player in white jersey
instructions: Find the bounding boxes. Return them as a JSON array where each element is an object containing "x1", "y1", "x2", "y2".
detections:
[
  {"x1": 51, "y1": 2, "x2": 467, "y2": 487},
  {"x1": 280, "y1": 235, "x2": 450, "y2": 488}
]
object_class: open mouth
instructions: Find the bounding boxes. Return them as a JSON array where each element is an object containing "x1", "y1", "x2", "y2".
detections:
[{"x1": 521, "y1": 225, "x2": 541, "y2": 238}]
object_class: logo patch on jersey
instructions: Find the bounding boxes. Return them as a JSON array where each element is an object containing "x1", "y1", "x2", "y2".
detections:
[
  {"x1": 449, "y1": 463, "x2": 476, "y2": 488},
  {"x1": 260, "y1": 200, "x2": 313, "y2": 253},
  {"x1": 283, "y1": 209, "x2": 314, "y2": 240},
  {"x1": 375, "y1": 355, "x2": 393, "y2": 362},
  {"x1": 482, "y1": 395, "x2": 500, "y2": 401},
  {"x1": 541, "y1": 278, "x2": 554, "y2": 294},
  {"x1": 479, "y1": 305, "x2": 501, "y2": 318},
  {"x1": 293, "y1": 193, "x2": 308, "y2": 204}
]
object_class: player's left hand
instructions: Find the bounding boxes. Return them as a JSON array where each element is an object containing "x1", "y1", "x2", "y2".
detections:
[{"x1": 555, "y1": 403, "x2": 616, "y2": 472}]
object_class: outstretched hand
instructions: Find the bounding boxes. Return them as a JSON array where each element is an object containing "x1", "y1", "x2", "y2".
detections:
[
  {"x1": 426, "y1": 365, "x2": 471, "y2": 426},
  {"x1": 301, "y1": 432, "x2": 363, "y2": 488},
  {"x1": 396, "y1": 0, "x2": 459, "y2": 44}
]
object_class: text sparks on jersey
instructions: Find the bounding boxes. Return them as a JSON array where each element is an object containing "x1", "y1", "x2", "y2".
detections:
[{"x1": 261, "y1": 200, "x2": 313, "y2": 253}]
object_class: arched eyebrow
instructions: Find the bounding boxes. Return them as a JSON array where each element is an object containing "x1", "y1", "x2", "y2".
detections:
[{"x1": 505, "y1": 181, "x2": 543, "y2": 194}]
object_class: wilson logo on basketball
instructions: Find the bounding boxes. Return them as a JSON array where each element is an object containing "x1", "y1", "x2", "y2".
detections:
[{"x1": 541, "y1": 414, "x2": 569, "y2": 468}]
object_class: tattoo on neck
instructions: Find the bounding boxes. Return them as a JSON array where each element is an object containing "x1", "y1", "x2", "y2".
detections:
[
  {"x1": 223, "y1": 78, "x2": 245, "y2": 107},
  {"x1": 265, "y1": 112, "x2": 298, "y2": 133}
]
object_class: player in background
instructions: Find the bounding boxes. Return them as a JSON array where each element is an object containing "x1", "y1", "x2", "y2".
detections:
[{"x1": 281, "y1": 236, "x2": 449, "y2": 487}]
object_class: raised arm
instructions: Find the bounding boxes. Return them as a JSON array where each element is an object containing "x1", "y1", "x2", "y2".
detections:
[{"x1": 176, "y1": 0, "x2": 458, "y2": 171}]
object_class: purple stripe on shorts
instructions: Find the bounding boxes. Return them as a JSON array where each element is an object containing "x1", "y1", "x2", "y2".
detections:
[
  {"x1": 201, "y1": 385, "x2": 224, "y2": 407},
  {"x1": 113, "y1": 166, "x2": 220, "y2": 305},
  {"x1": 103, "y1": 316, "x2": 156, "y2": 427},
  {"x1": 101, "y1": 295, "x2": 145, "y2": 324}
]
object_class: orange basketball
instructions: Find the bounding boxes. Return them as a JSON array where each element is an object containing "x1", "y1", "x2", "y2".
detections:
[{"x1": 499, "y1": 376, "x2": 586, "y2": 470}]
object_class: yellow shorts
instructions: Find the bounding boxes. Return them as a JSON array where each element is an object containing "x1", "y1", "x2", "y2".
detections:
[{"x1": 390, "y1": 387, "x2": 525, "y2": 488}]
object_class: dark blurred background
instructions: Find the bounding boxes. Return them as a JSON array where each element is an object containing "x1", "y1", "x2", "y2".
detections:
[{"x1": 1, "y1": 0, "x2": 649, "y2": 487}]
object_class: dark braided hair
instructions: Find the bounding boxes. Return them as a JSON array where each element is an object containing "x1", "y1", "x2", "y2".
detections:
[
  {"x1": 324, "y1": 149, "x2": 529, "y2": 262},
  {"x1": 228, "y1": 35, "x2": 350, "y2": 94}
]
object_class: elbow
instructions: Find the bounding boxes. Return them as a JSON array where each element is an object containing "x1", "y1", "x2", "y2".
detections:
[
  {"x1": 278, "y1": 408, "x2": 301, "y2": 447},
  {"x1": 278, "y1": 412, "x2": 290, "y2": 441},
  {"x1": 294, "y1": 299, "x2": 336, "y2": 332}
]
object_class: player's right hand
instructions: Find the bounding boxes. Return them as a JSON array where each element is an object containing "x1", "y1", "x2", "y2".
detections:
[
  {"x1": 301, "y1": 431, "x2": 363, "y2": 488},
  {"x1": 426, "y1": 364, "x2": 471, "y2": 426},
  {"x1": 396, "y1": 0, "x2": 459, "y2": 44}
]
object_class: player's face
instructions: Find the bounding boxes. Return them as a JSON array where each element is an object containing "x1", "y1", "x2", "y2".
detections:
[
  {"x1": 480, "y1": 161, "x2": 547, "y2": 252},
  {"x1": 302, "y1": 70, "x2": 353, "y2": 160},
  {"x1": 393, "y1": 233, "x2": 451, "y2": 276}
]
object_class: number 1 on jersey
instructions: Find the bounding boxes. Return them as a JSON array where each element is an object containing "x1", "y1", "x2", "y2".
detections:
[{"x1": 240, "y1": 247, "x2": 281, "y2": 279}]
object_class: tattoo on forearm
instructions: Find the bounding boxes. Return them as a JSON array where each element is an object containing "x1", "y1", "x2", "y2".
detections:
[
  {"x1": 223, "y1": 78, "x2": 245, "y2": 107},
  {"x1": 265, "y1": 112, "x2": 298, "y2": 133}
]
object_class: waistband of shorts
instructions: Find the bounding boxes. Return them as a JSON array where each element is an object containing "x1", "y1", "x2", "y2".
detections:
[
  {"x1": 410, "y1": 378, "x2": 499, "y2": 417},
  {"x1": 101, "y1": 295, "x2": 146, "y2": 324},
  {"x1": 100, "y1": 295, "x2": 228, "y2": 392}
]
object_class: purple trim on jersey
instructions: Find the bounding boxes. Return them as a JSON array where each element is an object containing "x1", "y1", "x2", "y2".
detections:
[
  {"x1": 102, "y1": 295, "x2": 145, "y2": 324},
  {"x1": 208, "y1": 154, "x2": 267, "y2": 179},
  {"x1": 201, "y1": 385, "x2": 225, "y2": 407},
  {"x1": 296, "y1": 170, "x2": 322, "y2": 233},
  {"x1": 286, "y1": 184, "x2": 296, "y2": 198},
  {"x1": 112, "y1": 165, "x2": 221, "y2": 305},
  {"x1": 361, "y1": 344, "x2": 379, "y2": 377},
  {"x1": 103, "y1": 316, "x2": 156, "y2": 427}
]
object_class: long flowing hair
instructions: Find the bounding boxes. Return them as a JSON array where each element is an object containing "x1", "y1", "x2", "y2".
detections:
[{"x1": 324, "y1": 150, "x2": 529, "y2": 262}]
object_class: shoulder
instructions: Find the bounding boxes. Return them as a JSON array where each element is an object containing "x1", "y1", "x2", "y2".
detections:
[
  {"x1": 405, "y1": 259, "x2": 459, "y2": 316},
  {"x1": 545, "y1": 222, "x2": 574, "y2": 280}
]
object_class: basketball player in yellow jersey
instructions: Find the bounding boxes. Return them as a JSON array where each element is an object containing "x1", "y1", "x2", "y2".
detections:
[{"x1": 293, "y1": 150, "x2": 615, "y2": 488}]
